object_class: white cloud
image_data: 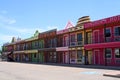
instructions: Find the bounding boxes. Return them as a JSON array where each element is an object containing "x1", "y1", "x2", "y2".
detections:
[
  {"x1": 0, "y1": 15, "x2": 16, "y2": 25},
  {"x1": 0, "y1": 34, "x2": 15, "y2": 43}
]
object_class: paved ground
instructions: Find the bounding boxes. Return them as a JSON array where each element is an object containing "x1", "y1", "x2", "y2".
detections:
[{"x1": 0, "y1": 62, "x2": 119, "y2": 80}]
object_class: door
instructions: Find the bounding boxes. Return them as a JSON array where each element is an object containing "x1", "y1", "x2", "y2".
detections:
[
  {"x1": 64, "y1": 36, "x2": 68, "y2": 46},
  {"x1": 93, "y1": 31, "x2": 99, "y2": 43},
  {"x1": 88, "y1": 51, "x2": 92, "y2": 64},
  {"x1": 63, "y1": 52, "x2": 69, "y2": 63},
  {"x1": 94, "y1": 50, "x2": 99, "y2": 65},
  {"x1": 77, "y1": 50, "x2": 83, "y2": 64},
  {"x1": 86, "y1": 32, "x2": 92, "y2": 44}
]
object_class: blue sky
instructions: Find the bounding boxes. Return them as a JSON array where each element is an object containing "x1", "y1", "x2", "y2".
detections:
[{"x1": 0, "y1": 0, "x2": 120, "y2": 48}]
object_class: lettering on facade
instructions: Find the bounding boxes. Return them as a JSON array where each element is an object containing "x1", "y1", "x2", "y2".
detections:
[{"x1": 84, "y1": 15, "x2": 120, "y2": 28}]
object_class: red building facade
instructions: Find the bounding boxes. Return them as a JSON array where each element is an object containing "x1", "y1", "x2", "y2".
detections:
[{"x1": 84, "y1": 15, "x2": 120, "y2": 66}]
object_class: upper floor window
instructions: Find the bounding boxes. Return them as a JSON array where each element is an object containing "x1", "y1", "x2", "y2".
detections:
[
  {"x1": 115, "y1": 48, "x2": 120, "y2": 58},
  {"x1": 115, "y1": 27, "x2": 120, "y2": 36},
  {"x1": 70, "y1": 34, "x2": 75, "y2": 42},
  {"x1": 17, "y1": 45, "x2": 20, "y2": 50},
  {"x1": 77, "y1": 33, "x2": 82, "y2": 41},
  {"x1": 35, "y1": 41, "x2": 39, "y2": 47},
  {"x1": 86, "y1": 32, "x2": 92, "y2": 44},
  {"x1": 105, "y1": 28, "x2": 111, "y2": 37}
]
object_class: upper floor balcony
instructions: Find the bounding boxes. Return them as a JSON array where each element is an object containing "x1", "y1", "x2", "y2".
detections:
[
  {"x1": 70, "y1": 38, "x2": 84, "y2": 47},
  {"x1": 85, "y1": 33, "x2": 120, "y2": 44}
]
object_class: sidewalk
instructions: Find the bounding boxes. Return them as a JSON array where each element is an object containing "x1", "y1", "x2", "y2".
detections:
[
  {"x1": 103, "y1": 71, "x2": 120, "y2": 78},
  {"x1": 40, "y1": 63, "x2": 120, "y2": 70},
  {"x1": 44, "y1": 63, "x2": 120, "y2": 70},
  {"x1": 4, "y1": 61, "x2": 120, "y2": 70}
]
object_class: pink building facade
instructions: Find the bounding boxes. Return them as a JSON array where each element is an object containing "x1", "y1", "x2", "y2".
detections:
[{"x1": 84, "y1": 15, "x2": 120, "y2": 66}]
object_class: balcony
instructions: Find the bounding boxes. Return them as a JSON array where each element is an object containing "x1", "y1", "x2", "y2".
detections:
[
  {"x1": 63, "y1": 41, "x2": 69, "y2": 47},
  {"x1": 70, "y1": 41, "x2": 83, "y2": 47},
  {"x1": 86, "y1": 34, "x2": 120, "y2": 44},
  {"x1": 45, "y1": 43, "x2": 57, "y2": 48},
  {"x1": 85, "y1": 33, "x2": 120, "y2": 49}
]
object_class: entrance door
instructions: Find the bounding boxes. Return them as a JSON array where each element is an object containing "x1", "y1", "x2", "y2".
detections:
[
  {"x1": 63, "y1": 52, "x2": 69, "y2": 63},
  {"x1": 64, "y1": 36, "x2": 68, "y2": 46},
  {"x1": 93, "y1": 31, "x2": 99, "y2": 43},
  {"x1": 88, "y1": 51, "x2": 92, "y2": 64},
  {"x1": 77, "y1": 50, "x2": 83, "y2": 64},
  {"x1": 94, "y1": 50, "x2": 99, "y2": 65}
]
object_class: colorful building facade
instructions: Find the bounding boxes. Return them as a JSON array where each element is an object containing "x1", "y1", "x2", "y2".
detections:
[{"x1": 2, "y1": 15, "x2": 120, "y2": 66}]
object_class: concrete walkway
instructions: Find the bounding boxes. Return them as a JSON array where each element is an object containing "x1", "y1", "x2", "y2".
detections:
[{"x1": 0, "y1": 62, "x2": 120, "y2": 80}]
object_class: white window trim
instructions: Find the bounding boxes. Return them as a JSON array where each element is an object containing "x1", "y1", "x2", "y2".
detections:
[{"x1": 114, "y1": 48, "x2": 120, "y2": 59}]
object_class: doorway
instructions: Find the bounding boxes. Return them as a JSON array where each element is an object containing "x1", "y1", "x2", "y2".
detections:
[
  {"x1": 93, "y1": 30, "x2": 99, "y2": 43},
  {"x1": 94, "y1": 50, "x2": 100, "y2": 65}
]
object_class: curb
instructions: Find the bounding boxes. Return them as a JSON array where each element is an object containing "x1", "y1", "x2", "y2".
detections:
[{"x1": 103, "y1": 74, "x2": 120, "y2": 78}]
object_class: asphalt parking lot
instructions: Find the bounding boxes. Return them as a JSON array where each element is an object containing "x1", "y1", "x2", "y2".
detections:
[{"x1": 0, "y1": 62, "x2": 119, "y2": 80}]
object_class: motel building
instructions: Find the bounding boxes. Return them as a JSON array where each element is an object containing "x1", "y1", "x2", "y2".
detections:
[
  {"x1": 2, "y1": 15, "x2": 120, "y2": 66},
  {"x1": 84, "y1": 15, "x2": 120, "y2": 66}
]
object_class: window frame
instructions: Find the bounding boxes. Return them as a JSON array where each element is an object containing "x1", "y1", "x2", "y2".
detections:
[
  {"x1": 77, "y1": 33, "x2": 83, "y2": 41},
  {"x1": 105, "y1": 28, "x2": 111, "y2": 37},
  {"x1": 114, "y1": 26, "x2": 120, "y2": 36},
  {"x1": 115, "y1": 48, "x2": 120, "y2": 58},
  {"x1": 105, "y1": 48, "x2": 112, "y2": 58}
]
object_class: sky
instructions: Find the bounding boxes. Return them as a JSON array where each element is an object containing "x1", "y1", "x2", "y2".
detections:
[{"x1": 0, "y1": 0, "x2": 120, "y2": 49}]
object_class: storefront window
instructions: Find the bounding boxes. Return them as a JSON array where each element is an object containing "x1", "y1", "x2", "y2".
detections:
[
  {"x1": 70, "y1": 51, "x2": 76, "y2": 62},
  {"x1": 115, "y1": 48, "x2": 120, "y2": 58},
  {"x1": 105, "y1": 48, "x2": 111, "y2": 58},
  {"x1": 77, "y1": 50, "x2": 82, "y2": 62},
  {"x1": 34, "y1": 54, "x2": 37, "y2": 58}
]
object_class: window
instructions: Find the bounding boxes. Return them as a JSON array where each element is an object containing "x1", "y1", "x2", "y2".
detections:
[
  {"x1": 115, "y1": 27, "x2": 120, "y2": 36},
  {"x1": 77, "y1": 33, "x2": 82, "y2": 41},
  {"x1": 77, "y1": 50, "x2": 83, "y2": 62},
  {"x1": 115, "y1": 48, "x2": 120, "y2": 58},
  {"x1": 105, "y1": 28, "x2": 111, "y2": 37},
  {"x1": 35, "y1": 41, "x2": 39, "y2": 47},
  {"x1": 71, "y1": 35, "x2": 75, "y2": 42},
  {"x1": 34, "y1": 54, "x2": 37, "y2": 58},
  {"x1": 17, "y1": 45, "x2": 20, "y2": 50},
  {"x1": 70, "y1": 35, "x2": 75, "y2": 46},
  {"x1": 86, "y1": 32, "x2": 92, "y2": 44},
  {"x1": 105, "y1": 48, "x2": 112, "y2": 58}
]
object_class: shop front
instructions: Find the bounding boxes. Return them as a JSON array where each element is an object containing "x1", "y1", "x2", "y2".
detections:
[{"x1": 56, "y1": 47, "x2": 69, "y2": 64}]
